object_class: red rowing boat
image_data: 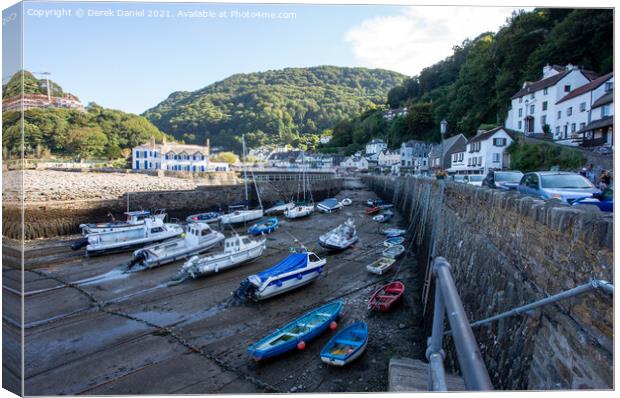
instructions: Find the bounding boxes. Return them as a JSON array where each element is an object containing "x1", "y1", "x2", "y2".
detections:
[
  {"x1": 368, "y1": 281, "x2": 405, "y2": 312},
  {"x1": 365, "y1": 206, "x2": 381, "y2": 215}
]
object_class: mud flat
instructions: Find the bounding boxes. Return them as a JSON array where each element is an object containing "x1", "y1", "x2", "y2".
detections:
[{"x1": 4, "y1": 180, "x2": 426, "y2": 394}]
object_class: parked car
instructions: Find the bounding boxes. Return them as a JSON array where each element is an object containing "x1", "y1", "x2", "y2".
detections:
[
  {"x1": 464, "y1": 175, "x2": 484, "y2": 186},
  {"x1": 482, "y1": 170, "x2": 524, "y2": 190},
  {"x1": 517, "y1": 171, "x2": 601, "y2": 203},
  {"x1": 452, "y1": 175, "x2": 466, "y2": 183},
  {"x1": 572, "y1": 185, "x2": 613, "y2": 212}
]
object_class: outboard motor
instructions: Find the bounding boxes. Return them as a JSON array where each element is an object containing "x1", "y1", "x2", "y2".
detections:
[
  {"x1": 70, "y1": 238, "x2": 89, "y2": 251},
  {"x1": 127, "y1": 251, "x2": 147, "y2": 270},
  {"x1": 234, "y1": 279, "x2": 257, "y2": 302}
]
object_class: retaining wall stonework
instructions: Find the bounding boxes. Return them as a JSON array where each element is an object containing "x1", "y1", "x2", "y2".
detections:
[
  {"x1": 362, "y1": 176, "x2": 613, "y2": 390},
  {"x1": 2, "y1": 178, "x2": 342, "y2": 240}
]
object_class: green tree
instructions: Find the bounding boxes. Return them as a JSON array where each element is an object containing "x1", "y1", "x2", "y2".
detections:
[
  {"x1": 212, "y1": 151, "x2": 240, "y2": 164},
  {"x1": 66, "y1": 126, "x2": 108, "y2": 159}
]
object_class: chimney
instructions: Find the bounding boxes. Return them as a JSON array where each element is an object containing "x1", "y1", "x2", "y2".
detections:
[
  {"x1": 566, "y1": 63, "x2": 577, "y2": 71},
  {"x1": 149, "y1": 136, "x2": 155, "y2": 147},
  {"x1": 162, "y1": 135, "x2": 167, "y2": 145},
  {"x1": 205, "y1": 138, "x2": 210, "y2": 155},
  {"x1": 476, "y1": 129, "x2": 486, "y2": 136},
  {"x1": 542, "y1": 64, "x2": 553, "y2": 78}
]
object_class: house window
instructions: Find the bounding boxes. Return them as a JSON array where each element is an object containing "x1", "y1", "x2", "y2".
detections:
[
  {"x1": 135, "y1": 160, "x2": 140, "y2": 169},
  {"x1": 602, "y1": 104, "x2": 611, "y2": 117},
  {"x1": 564, "y1": 85, "x2": 571, "y2": 92},
  {"x1": 542, "y1": 101, "x2": 548, "y2": 111},
  {"x1": 477, "y1": 157, "x2": 482, "y2": 166},
  {"x1": 555, "y1": 126, "x2": 560, "y2": 134},
  {"x1": 567, "y1": 107, "x2": 572, "y2": 116},
  {"x1": 492, "y1": 153, "x2": 500, "y2": 163},
  {"x1": 135, "y1": 151, "x2": 140, "y2": 159},
  {"x1": 519, "y1": 97, "x2": 523, "y2": 103},
  {"x1": 529, "y1": 105, "x2": 535, "y2": 115},
  {"x1": 571, "y1": 123, "x2": 576, "y2": 133},
  {"x1": 543, "y1": 88, "x2": 548, "y2": 95},
  {"x1": 580, "y1": 102, "x2": 586, "y2": 112},
  {"x1": 530, "y1": 93, "x2": 535, "y2": 99},
  {"x1": 557, "y1": 110, "x2": 562, "y2": 119},
  {"x1": 518, "y1": 121, "x2": 522, "y2": 130},
  {"x1": 580, "y1": 122, "x2": 586, "y2": 130},
  {"x1": 541, "y1": 115, "x2": 547, "y2": 126},
  {"x1": 605, "y1": 82, "x2": 613, "y2": 92},
  {"x1": 518, "y1": 108, "x2": 523, "y2": 117},
  {"x1": 493, "y1": 138, "x2": 507, "y2": 146},
  {"x1": 143, "y1": 151, "x2": 148, "y2": 158}
]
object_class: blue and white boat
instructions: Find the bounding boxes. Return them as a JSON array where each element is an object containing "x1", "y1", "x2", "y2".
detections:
[
  {"x1": 317, "y1": 198, "x2": 343, "y2": 213},
  {"x1": 372, "y1": 210, "x2": 394, "y2": 223},
  {"x1": 382, "y1": 228, "x2": 406, "y2": 238},
  {"x1": 248, "y1": 218, "x2": 279, "y2": 235},
  {"x1": 319, "y1": 218, "x2": 358, "y2": 251},
  {"x1": 320, "y1": 321, "x2": 368, "y2": 366},
  {"x1": 247, "y1": 300, "x2": 343, "y2": 361},
  {"x1": 265, "y1": 200, "x2": 295, "y2": 215},
  {"x1": 238, "y1": 251, "x2": 326, "y2": 301},
  {"x1": 383, "y1": 236, "x2": 405, "y2": 247},
  {"x1": 186, "y1": 211, "x2": 221, "y2": 224}
]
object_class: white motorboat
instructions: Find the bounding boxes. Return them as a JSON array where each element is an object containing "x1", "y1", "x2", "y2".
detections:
[
  {"x1": 238, "y1": 251, "x2": 326, "y2": 301},
  {"x1": 265, "y1": 201, "x2": 295, "y2": 215},
  {"x1": 318, "y1": 218, "x2": 358, "y2": 251},
  {"x1": 80, "y1": 210, "x2": 166, "y2": 235},
  {"x1": 178, "y1": 235, "x2": 266, "y2": 279},
  {"x1": 284, "y1": 204, "x2": 315, "y2": 219},
  {"x1": 84, "y1": 217, "x2": 183, "y2": 256},
  {"x1": 127, "y1": 222, "x2": 225, "y2": 271}
]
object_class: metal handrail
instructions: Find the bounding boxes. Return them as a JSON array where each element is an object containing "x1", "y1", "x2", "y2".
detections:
[{"x1": 425, "y1": 257, "x2": 493, "y2": 391}]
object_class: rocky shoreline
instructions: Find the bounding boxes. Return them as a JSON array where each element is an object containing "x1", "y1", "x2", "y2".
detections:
[{"x1": 3, "y1": 170, "x2": 198, "y2": 203}]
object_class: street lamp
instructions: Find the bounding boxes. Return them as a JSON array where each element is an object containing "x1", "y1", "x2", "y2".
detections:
[{"x1": 440, "y1": 118, "x2": 448, "y2": 170}]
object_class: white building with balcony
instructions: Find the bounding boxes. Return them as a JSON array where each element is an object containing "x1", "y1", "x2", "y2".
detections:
[
  {"x1": 365, "y1": 139, "x2": 387, "y2": 155},
  {"x1": 132, "y1": 140, "x2": 216, "y2": 172},
  {"x1": 505, "y1": 64, "x2": 599, "y2": 138},
  {"x1": 456, "y1": 127, "x2": 516, "y2": 175},
  {"x1": 378, "y1": 149, "x2": 400, "y2": 167}
]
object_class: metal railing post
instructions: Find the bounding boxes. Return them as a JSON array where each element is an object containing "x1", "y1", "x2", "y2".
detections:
[
  {"x1": 426, "y1": 285, "x2": 447, "y2": 391},
  {"x1": 433, "y1": 257, "x2": 493, "y2": 391}
]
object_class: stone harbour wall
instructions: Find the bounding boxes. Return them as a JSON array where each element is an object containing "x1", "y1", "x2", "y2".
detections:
[
  {"x1": 362, "y1": 176, "x2": 613, "y2": 390},
  {"x1": 3, "y1": 178, "x2": 342, "y2": 240}
]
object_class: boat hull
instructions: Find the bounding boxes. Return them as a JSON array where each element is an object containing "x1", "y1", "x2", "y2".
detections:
[
  {"x1": 220, "y1": 210, "x2": 264, "y2": 225},
  {"x1": 184, "y1": 240, "x2": 266, "y2": 277},
  {"x1": 133, "y1": 232, "x2": 225, "y2": 269},
  {"x1": 86, "y1": 227, "x2": 183, "y2": 256},
  {"x1": 320, "y1": 322, "x2": 368, "y2": 366},
  {"x1": 254, "y1": 265, "x2": 323, "y2": 300},
  {"x1": 318, "y1": 236, "x2": 358, "y2": 251}
]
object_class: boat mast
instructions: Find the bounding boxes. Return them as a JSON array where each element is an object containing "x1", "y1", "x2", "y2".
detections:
[
  {"x1": 302, "y1": 149, "x2": 306, "y2": 203},
  {"x1": 242, "y1": 135, "x2": 249, "y2": 208}
]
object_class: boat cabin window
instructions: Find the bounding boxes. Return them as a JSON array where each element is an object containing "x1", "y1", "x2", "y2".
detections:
[
  {"x1": 201, "y1": 229, "x2": 211, "y2": 236},
  {"x1": 309, "y1": 253, "x2": 321, "y2": 262},
  {"x1": 151, "y1": 227, "x2": 164, "y2": 233},
  {"x1": 242, "y1": 238, "x2": 251, "y2": 244}
]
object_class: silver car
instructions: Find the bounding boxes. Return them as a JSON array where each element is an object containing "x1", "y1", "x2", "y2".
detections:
[{"x1": 517, "y1": 171, "x2": 601, "y2": 203}]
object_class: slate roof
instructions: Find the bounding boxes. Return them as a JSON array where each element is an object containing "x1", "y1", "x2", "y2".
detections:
[
  {"x1": 511, "y1": 69, "x2": 599, "y2": 99},
  {"x1": 556, "y1": 73, "x2": 613, "y2": 104},
  {"x1": 467, "y1": 127, "x2": 518, "y2": 144},
  {"x1": 429, "y1": 134, "x2": 466, "y2": 157},
  {"x1": 592, "y1": 90, "x2": 613, "y2": 109}
]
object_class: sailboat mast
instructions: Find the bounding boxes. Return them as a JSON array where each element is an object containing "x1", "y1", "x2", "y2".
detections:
[
  {"x1": 242, "y1": 135, "x2": 249, "y2": 207},
  {"x1": 302, "y1": 149, "x2": 306, "y2": 202}
]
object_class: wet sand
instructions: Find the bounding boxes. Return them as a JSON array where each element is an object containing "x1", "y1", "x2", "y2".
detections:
[{"x1": 4, "y1": 181, "x2": 426, "y2": 394}]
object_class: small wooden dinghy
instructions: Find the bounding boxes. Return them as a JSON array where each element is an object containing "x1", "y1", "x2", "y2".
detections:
[
  {"x1": 247, "y1": 300, "x2": 343, "y2": 361},
  {"x1": 383, "y1": 236, "x2": 405, "y2": 247},
  {"x1": 340, "y1": 198, "x2": 352, "y2": 206},
  {"x1": 366, "y1": 257, "x2": 396, "y2": 275},
  {"x1": 248, "y1": 217, "x2": 279, "y2": 235},
  {"x1": 320, "y1": 321, "x2": 368, "y2": 366},
  {"x1": 382, "y1": 244, "x2": 405, "y2": 259},
  {"x1": 366, "y1": 206, "x2": 381, "y2": 215},
  {"x1": 368, "y1": 281, "x2": 405, "y2": 312}
]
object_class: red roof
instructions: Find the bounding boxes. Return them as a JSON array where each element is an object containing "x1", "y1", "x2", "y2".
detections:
[{"x1": 556, "y1": 73, "x2": 613, "y2": 104}]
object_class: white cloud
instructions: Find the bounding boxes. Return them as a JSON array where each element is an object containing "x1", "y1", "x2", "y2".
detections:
[{"x1": 345, "y1": 6, "x2": 521, "y2": 76}]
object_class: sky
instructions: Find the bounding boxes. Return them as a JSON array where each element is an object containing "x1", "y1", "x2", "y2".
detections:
[{"x1": 5, "y1": 1, "x2": 524, "y2": 114}]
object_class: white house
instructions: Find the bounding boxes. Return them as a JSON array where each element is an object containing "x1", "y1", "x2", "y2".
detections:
[
  {"x1": 341, "y1": 153, "x2": 369, "y2": 171},
  {"x1": 378, "y1": 149, "x2": 400, "y2": 167},
  {"x1": 505, "y1": 64, "x2": 599, "y2": 138},
  {"x1": 428, "y1": 134, "x2": 467, "y2": 172},
  {"x1": 459, "y1": 127, "x2": 516, "y2": 175},
  {"x1": 553, "y1": 73, "x2": 613, "y2": 145},
  {"x1": 132, "y1": 139, "x2": 215, "y2": 172},
  {"x1": 400, "y1": 140, "x2": 433, "y2": 173},
  {"x1": 575, "y1": 87, "x2": 614, "y2": 148},
  {"x1": 365, "y1": 139, "x2": 387, "y2": 155},
  {"x1": 383, "y1": 107, "x2": 408, "y2": 120}
]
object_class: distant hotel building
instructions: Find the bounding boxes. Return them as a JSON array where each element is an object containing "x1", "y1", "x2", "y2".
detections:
[
  {"x1": 2, "y1": 93, "x2": 85, "y2": 113},
  {"x1": 132, "y1": 139, "x2": 228, "y2": 172}
]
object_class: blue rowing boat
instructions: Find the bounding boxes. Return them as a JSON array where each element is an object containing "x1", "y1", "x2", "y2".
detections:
[
  {"x1": 320, "y1": 321, "x2": 368, "y2": 366},
  {"x1": 248, "y1": 217, "x2": 279, "y2": 235},
  {"x1": 383, "y1": 236, "x2": 405, "y2": 247},
  {"x1": 247, "y1": 300, "x2": 343, "y2": 361}
]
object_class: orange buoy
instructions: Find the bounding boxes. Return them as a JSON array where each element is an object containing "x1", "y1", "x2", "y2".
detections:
[
  {"x1": 297, "y1": 341, "x2": 306, "y2": 350},
  {"x1": 330, "y1": 321, "x2": 338, "y2": 330}
]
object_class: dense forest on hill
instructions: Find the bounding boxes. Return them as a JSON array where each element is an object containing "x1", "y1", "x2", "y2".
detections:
[
  {"x1": 2, "y1": 72, "x2": 168, "y2": 160},
  {"x1": 143, "y1": 66, "x2": 406, "y2": 151},
  {"x1": 323, "y1": 8, "x2": 613, "y2": 154}
]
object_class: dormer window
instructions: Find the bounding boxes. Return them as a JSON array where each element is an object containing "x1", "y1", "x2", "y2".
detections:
[
  {"x1": 530, "y1": 93, "x2": 535, "y2": 99},
  {"x1": 604, "y1": 82, "x2": 613, "y2": 92},
  {"x1": 564, "y1": 85, "x2": 571, "y2": 93},
  {"x1": 519, "y1": 97, "x2": 523, "y2": 103},
  {"x1": 543, "y1": 88, "x2": 548, "y2": 95}
]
